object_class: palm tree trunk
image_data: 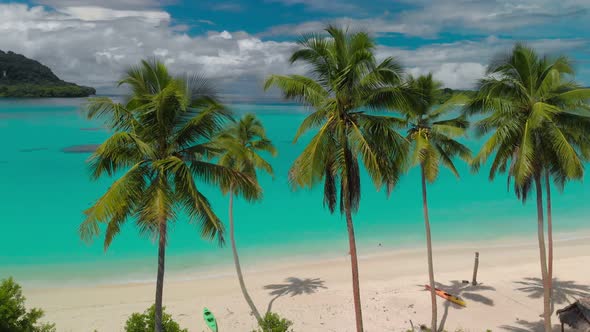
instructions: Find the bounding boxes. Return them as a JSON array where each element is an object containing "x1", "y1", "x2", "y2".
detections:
[
  {"x1": 545, "y1": 171, "x2": 554, "y2": 314},
  {"x1": 535, "y1": 174, "x2": 551, "y2": 332},
  {"x1": 344, "y1": 186, "x2": 364, "y2": 332},
  {"x1": 421, "y1": 165, "x2": 437, "y2": 332},
  {"x1": 155, "y1": 219, "x2": 167, "y2": 332},
  {"x1": 229, "y1": 188, "x2": 262, "y2": 322}
]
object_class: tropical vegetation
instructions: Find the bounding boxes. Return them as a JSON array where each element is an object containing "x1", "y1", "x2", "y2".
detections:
[
  {"x1": 58, "y1": 26, "x2": 590, "y2": 332},
  {"x1": 404, "y1": 74, "x2": 471, "y2": 331},
  {"x1": 252, "y1": 312, "x2": 294, "y2": 332},
  {"x1": 125, "y1": 305, "x2": 188, "y2": 332},
  {"x1": 0, "y1": 277, "x2": 56, "y2": 332},
  {"x1": 264, "y1": 25, "x2": 412, "y2": 332},
  {"x1": 78, "y1": 59, "x2": 260, "y2": 332},
  {"x1": 214, "y1": 113, "x2": 277, "y2": 322},
  {"x1": 467, "y1": 43, "x2": 590, "y2": 332}
]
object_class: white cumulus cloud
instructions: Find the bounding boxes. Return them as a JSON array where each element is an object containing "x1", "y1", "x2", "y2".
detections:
[
  {"x1": 57, "y1": 6, "x2": 170, "y2": 24},
  {"x1": 263, "y1": 0, "x2": 590, "y2": 38},
  {"x1": 0, "y1": 3, "x2": 587, "y2": 96},
  {"x1": 0, "y1": 4, "x2": 301, "y2": 95}
]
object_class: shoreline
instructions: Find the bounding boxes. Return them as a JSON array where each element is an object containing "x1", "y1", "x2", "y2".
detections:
[
  {"x1": 23, "y1": 231, "x2": 590, "y2": 331},
  {"x1": 10, "y1": 229, "x2": 590, "y2": 289}
]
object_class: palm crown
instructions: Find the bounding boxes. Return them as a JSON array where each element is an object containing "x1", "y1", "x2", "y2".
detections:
[
  {"x1": 215, "y1": 113, "x2": 277, "y2": 193},
  {"x1": 264, "y1": 25, "x2": 411, "y2": 213},
  {"x1": 468, "y1": 44, "x2": 590, "y2": 199},
  {"x1": 405, "y1": 74, "x2": 471, "y2": 181},
  {"x1": 79, "y1": 59, "x2": 260, "y2": 249}
]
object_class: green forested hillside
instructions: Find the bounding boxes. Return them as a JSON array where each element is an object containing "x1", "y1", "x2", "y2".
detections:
[{"x1": 0, "y1": 50, "x2": 95, "y2": 97}]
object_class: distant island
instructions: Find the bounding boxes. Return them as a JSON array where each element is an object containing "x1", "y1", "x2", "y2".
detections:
[{"x1": 0, "y1": 50, "x2": 95, "y2": 97}]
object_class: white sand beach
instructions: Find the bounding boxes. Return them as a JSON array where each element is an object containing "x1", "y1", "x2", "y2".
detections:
[{"x1": 25, "y1": 234, "x2": 590, "y2": 332}]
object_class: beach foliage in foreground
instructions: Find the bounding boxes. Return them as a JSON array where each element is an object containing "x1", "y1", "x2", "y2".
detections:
[
  {"x1": 252, "y1": 312, "x2": 294, "y2": 332},
  {"x1": 125, "y1": 305, "x2": 187, "y2": 332},
  {"x1": 0, "y1": 277, "x2": 56, "y2": 332}
]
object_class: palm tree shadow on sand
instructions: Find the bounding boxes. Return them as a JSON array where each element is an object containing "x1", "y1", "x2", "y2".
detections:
[
  {"x1": 515, "y1": 277, "x2": 590, "y2": 304},
  {"x1": 434, "y1": 280, "x2": 496, "y2": 332},
  {"x1": 264, "y1": 277, "x2": 327, "y2": 314},
  {"x1": 500, "y1": 319, "x2": 562, "y2": 332},
  {"x1": 499, "y1": 278, "x2": 590, "y2": 331}
]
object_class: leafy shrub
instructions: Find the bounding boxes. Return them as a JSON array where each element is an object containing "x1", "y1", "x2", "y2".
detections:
[
  {"x1": 252, "y1": 312, "x2": 294, "y2": 332},
  {"x1": 125, "y1": 305, "x2": 187, "y2": 332},
  {"x1": 0, "y1": 277, "x2": 56, "y2": 332}
]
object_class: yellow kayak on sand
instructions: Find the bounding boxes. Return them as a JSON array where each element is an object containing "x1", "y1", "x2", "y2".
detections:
[{"x1": 424, "y1": 285, "x2": 467, "y2": 307}]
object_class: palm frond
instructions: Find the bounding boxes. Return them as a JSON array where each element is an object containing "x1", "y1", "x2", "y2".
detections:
[
  {"x1": 158, "y1": 156, "x2": 225, "y2": 245},
  {"x1": 264, "y1": 75, "x2": 329, "y2": 108},
  {"x1": 80, "y1": 162, "x2": 147, "y2": 245},
  {"x1": 88, "y1": 132, "x2": 154, "y2": 178}
]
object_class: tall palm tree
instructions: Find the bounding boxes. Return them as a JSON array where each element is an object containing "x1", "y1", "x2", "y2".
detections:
[
  {"x1": 543, "y1": 104, "x2": 590, "y2": 313},
  {"x1": 264, "y1": 25, "x2": 411, "y2": 332},
  {"x1": 214, "y1": 113, "x2": 277, "y2": 323},
  {"x1": 405, "y1": 74, "x2": 471, "y2": 332},
  {"x1": 79, "y1": 59, "x2": 260, "y2": 332},
  {"x1": 468, "y1": 44, "x2": 590, "y2": 332}
]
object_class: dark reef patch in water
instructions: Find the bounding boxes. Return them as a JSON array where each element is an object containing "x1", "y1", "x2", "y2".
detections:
[{"x1": 61, "y1": 144, "x2": 99, "y2": 153}]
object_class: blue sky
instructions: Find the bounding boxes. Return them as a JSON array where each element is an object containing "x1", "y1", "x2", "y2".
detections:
[{"x1": 1, "y1": 0, "x2": 589, "y2": 97}]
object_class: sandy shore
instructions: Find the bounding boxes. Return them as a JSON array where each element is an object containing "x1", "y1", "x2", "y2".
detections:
[{"x1": 25, "y1": 234, "x2": 590, "y2": 332}]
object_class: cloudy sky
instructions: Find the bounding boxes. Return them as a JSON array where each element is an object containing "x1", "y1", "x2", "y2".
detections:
[{"x1": 1, "y1": 0, "x2": 589, "y2": 98}]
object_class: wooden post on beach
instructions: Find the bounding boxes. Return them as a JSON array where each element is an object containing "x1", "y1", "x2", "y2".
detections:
[{"x1": 472, "y1": 252, "x2": 479, "y2": 286}]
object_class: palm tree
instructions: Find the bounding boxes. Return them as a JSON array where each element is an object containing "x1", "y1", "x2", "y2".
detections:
[
  {"x1": 264, "y1": 25, "x2": 411, "y2": 332},
  {"x1": 404, "y1": 74, "x2": 471, "y2": 332},
  {"x1": 214, "y1": 113, "x2": 277, "y2": 323},
  {"x1": 468, "y1": 44, "x2": 590, "y2": 332},
  {"x1": 543, "y1": 104, "x2": 590, "y2": 313},
  {"x1": 79, "y1": 59, "x2": 260, "y2": 332}
]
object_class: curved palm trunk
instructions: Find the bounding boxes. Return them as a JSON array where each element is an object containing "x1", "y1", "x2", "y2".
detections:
[
  {"x1": 344, "y1": 196, "x2": 364, "y2": 332},
  {"x1": 229, "y1": 189, "x2": 262, "y2": 322},
  {"x1": 534, "y1": 175, "x2": 551, "y2": 332},
  {"x1": 155, "y1": 219, "x2": 167, "y2": 332},
  {"x1": 545, "y1": 171, "x2": 554, "y2": 314},
  {"x1": 421, "y1": 165, "x2": 437, "y2": 332}
]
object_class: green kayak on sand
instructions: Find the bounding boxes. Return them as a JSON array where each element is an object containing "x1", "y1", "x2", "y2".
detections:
[{"x1": 203, "y1": 307, "x2": 218, "y2": 332}]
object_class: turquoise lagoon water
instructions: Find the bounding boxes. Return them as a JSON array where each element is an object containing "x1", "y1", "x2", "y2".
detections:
[{"x1": 0, "y1": 98, "x2": 588, "y2": 286}]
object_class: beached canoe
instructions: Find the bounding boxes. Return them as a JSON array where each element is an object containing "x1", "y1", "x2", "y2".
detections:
[
  {"x1": 203, "y1": 307, "x2": 218, "y2": 332},
  {"x1": 424, "y1": 285, "x2": 467, "y2": 307}
]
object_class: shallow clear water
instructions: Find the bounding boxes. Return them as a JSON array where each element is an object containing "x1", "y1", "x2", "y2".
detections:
[{"x1": 1, "y1": 98, "x2": 588, "y2": 286}]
